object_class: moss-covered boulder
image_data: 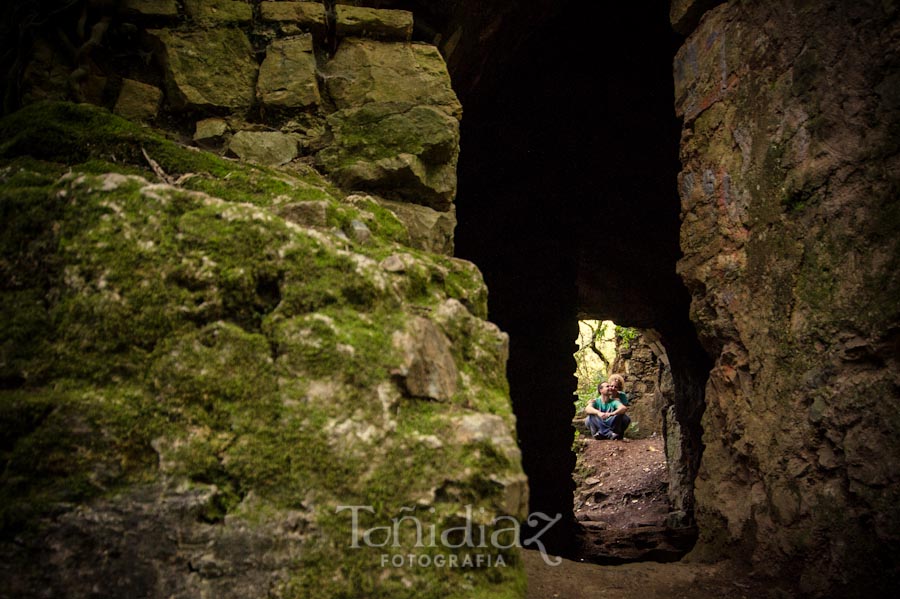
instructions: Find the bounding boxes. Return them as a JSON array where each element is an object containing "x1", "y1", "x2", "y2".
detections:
[{"x1": 0, "y1": 102, "x2": 526, "y2": 598}]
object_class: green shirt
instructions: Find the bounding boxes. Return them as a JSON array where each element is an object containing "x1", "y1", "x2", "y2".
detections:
[{"x1": 591, "y1": 398, "x2": 623, "y2": 414}]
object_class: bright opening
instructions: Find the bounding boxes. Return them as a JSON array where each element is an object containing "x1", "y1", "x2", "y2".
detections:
[{"x1": 570, "y1": 320, "x2": 695, "y2": 563}]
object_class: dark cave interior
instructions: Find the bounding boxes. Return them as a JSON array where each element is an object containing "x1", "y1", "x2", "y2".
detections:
[{"x1": 453, "y1": 2, "x2": 713, "y2": 558}]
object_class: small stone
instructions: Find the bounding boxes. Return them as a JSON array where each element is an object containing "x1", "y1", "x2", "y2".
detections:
[
  {"x1": 228, "y1": 131, "x2": 298, "y2": 166},
  {"x1": 193, "y1": 118, "x2": 228, "y2": 142},
  {"x1": 349, "y1": 219, "x2": 372, "y2": 244},
  {"x1": 113, "y1": 79, "x2": 162, "y2": 122},
  {"x1": 380, "y1": 254, "x2": 407, "y2": 273}
]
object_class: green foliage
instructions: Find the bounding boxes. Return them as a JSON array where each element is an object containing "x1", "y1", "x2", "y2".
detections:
[{"x1": 614, "y1": 325, "x2": 639, "y2": 350}]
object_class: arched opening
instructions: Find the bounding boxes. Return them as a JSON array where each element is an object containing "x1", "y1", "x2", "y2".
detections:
[
  {"x1": 454, "y1": 1, "x2": 712, "y2": 559},
  {"x1": 571, "y1": 321, "x2": 697, "y2": 563}
]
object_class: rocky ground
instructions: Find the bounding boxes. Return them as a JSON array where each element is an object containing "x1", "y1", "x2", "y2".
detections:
[
  {"x1": 523, "y1": 549, "x2": 771, "y2": 599},
  {"x1": 523, "y1": 435, "x2": 769, "y2": 597},
  {"x1": 571, "y1": 435, "x2": 696, "y2": 563}
]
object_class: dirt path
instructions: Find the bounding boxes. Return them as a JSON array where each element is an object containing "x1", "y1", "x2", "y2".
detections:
[
  {"x1": 523, "y1": 549, "x2": 766, "y2": 599},
  {"x1": 524, "y1": 434, "x2": 780, "y2": 597},
  {"x1": 574, "y1": 436, "x2": 669, "y2": 528},
  {"x1": 571, "y1": 434, "x2": 694, "y2": 562}
]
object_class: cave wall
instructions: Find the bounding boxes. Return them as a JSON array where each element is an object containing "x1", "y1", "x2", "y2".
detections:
[
  {"x1": 673, "y1": 0, "x2": 900, "y2": 594},
  {"x1": 608, "y1": 330, "x2": 672, "y2": 438}
]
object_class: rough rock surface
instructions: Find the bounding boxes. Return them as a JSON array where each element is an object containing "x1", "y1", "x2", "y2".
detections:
[
  {"x1": 317, "y1": 103, "x2": 460, "y2": 210},
  {"x1": 0, "y1": 102, "x2": 525, "y2": 599},
  {"x1": 184, "y1": 0, "x2": 253, "y2": 24},
  {"x1": 113, "y1": 79, "x2": 163, "y2": 122},
  {"x1": 124, "y1": 0, "x2": 179, "y2": 18},
  {"x1": 151, "y1": 28, "x2": 257, "y2": 111},
  {"x1": 227, "y1": 130, "x2": 299, "y2": 166},
  {"x1": 377, "y1": 197, "x2": 456, "y2": 255},
  {"x1": 608, "y1": 330, "x2": 672, "y2": 437},
  {"x1": 257, "y1": 35, "x2": 320, "y2": 110},
  {"x1": 673, "y1": 1, "x2": 900, "y2": 594},
  {"x1": 324, "y1": 38, "x2": 462, "y2": 118},
  {"x1": 336, "y1": 5, "x2": 414, "y2": 41}
]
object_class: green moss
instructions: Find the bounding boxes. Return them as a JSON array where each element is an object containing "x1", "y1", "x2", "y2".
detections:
[
  {"x1": 439, "y1": 258, "x2": 489, "y2": 320},
  {"x1": 0, "y1": 100, "x2": 524, "y2": 597},
  {"x1": 0, "y1": 385, "x2": 164, "y2": 534},
  {"x1": 282, "y1": 396, "x2": 526, "y2": 598},
  {"x1": 149, "y1": 321, "x2": 276, "y2": 406},
  {"x1": 354, "y1": 196, "x2": 411, "y2": 245},
  {"x1": 267, "y1": 307, "x2": 402, "y2": 388},
  {"x1": 0, "y1": 101, "x2": 340, "y2": 207}
]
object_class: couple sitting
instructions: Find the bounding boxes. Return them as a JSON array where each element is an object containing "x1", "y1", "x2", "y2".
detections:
[{"x1": 584, "y1": 379, "x2": 630, "y2": 440}]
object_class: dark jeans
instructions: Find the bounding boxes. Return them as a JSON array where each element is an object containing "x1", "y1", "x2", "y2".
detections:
[{"x1": 584, "y1": 413, "x2": 631, "y2": 439}]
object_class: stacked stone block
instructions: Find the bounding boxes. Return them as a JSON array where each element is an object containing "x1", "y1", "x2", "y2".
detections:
[{"x1": 24, "y1": 0, "x2": 460, "y2": 254}]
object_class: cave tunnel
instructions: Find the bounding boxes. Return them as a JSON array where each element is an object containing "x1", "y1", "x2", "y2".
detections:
[{"x1": 453, "y1": 2, "x2": 713, "y2": 558}]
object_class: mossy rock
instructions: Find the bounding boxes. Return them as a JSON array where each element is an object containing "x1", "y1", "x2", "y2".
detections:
[{"x1": 0, "y1": 101, "x2": 526, "y2": 598}]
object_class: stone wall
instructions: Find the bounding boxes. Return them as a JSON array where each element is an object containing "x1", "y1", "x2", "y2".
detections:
[
  {"x1": 673, "y1": 0, "x2": 900, "y2": 594},
  {"x1": 608, "y1": 330, "x2": 672, "y2": 438},
  {"x1": 607, "y1": 331, "x2": 695, "y2": 525},
  {"x1": 15, "y1": 0, "x2": 459, "y2": 254}
]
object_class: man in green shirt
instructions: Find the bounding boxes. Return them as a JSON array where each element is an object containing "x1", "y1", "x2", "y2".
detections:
[{"x1": 584, "y1": 381, "x2": 630, "y2": 440}]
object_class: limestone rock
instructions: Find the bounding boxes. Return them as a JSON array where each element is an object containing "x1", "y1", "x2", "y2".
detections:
[
  {"x1": 123, "y1": 0, "x2": 179, "y2": 18},
  {"x1": 376, "y1": 197, "x2": 456, "y2": 254},
  {"x1": 257, "y1": 35, "x2": 320, "y2": 110},
  {"x1": 335, "y1": 5, "x2": 414, "y2": 41},
  {"x1": 184, "y1": 0, "x2": 252, "y2": 24},
  {"x1": 193, "y1": 117, "x2": 228, "y2": 143},
  {"x1": 228, "y1": 131, "x2": 298, "y2": 166},
  {"x1": 674, "y1": 1, "x2": 900, "y2": 592},
  {"x1": 349, "y1": 219, "x2": 372, "y2": 244},
  {"x1": 259, "y1": 1, "x2": 325, "y2": 34},
  {"x1": 316, "y1": 103, "x2": 459, "y2": 210},
  {"x1": 1, "y1": 483, "x2": 313, "y2": 599},
  {"x1": 0, "y1": 98, "x2": 524, "y2": 599},
  {"x1": 151, "y1": 28, "x2": 257, "y2": 111},
  {"x1": 393, "y1": 316, "x2": 458, "y2": 401},
  {"x1": 323, "y1": 38, "x2": 462, "y2": 119},
  {"x1": 113, "y1": 79, "x2": 162, "y2": 122},
  {"x1": 454, "y1": 413, "x2": 516, "y2": 451}
]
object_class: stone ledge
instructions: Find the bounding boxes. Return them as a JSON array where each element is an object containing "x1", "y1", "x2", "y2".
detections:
[
  {"x1": 336, "y1": 5, "x2": 414, "y2": 41},
  {"x1": 122, "y1": 0, "x2": 180, "y2": 19},
  {"x1": 260, "y1": 2, "x2": 413, "y2": 42},
  {"x1": 260, "y1": 1, "x2": 325, "y2": 32},
  {"x1": 184, "y1": 0, "x2": 253, "y2": 25}
]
